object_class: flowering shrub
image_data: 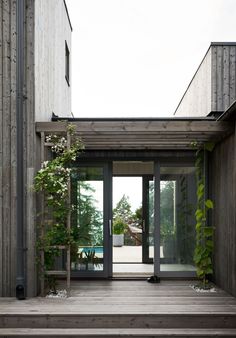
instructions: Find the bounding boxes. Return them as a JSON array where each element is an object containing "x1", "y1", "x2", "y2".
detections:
[{"x1": 34, "y1": 124, "x2": 84, "y2": 275}]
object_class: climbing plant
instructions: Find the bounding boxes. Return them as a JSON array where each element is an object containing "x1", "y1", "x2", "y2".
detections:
[
  {"x1": 34, "y1": 124, "x2": 84, "y2": 289},
  {"x1": 192, "y1": 141, "x2": 215, "y2": 288}
]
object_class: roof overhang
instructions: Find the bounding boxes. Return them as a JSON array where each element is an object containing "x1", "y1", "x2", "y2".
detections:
[
  {"x1": 218, "y1": 100, "x2": 236, "y2": 121},
  {"x1": 36, "y1": 118, "x2": 233, "y2": 150}
]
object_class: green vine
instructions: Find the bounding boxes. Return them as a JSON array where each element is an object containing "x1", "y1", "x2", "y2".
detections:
[
  {"x1": 192, "y1": 141, "x2": 215, "y2": 288},
  {"x1": 34, "y1": 124, "x2": 84, "y2": 290}
]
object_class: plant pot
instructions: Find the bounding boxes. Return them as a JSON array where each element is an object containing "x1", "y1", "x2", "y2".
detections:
[
  {"x1": 76, "y1": 263, "x2": 86, "y2": 271},
  {"x1": 113, "y1": 234, "x2": 124, "y2": 247},
  {"x1": 88, "y1": 263, "x2": 94, "y2": 271}
]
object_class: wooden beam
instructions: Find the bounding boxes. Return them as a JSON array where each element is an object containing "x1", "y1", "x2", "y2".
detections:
[
  {"x1": 35, "y1": 120, "x2": 234, "y2": 151},
  {"x1": 36, "y1": 120, "x2": 233, "y2": 133}
]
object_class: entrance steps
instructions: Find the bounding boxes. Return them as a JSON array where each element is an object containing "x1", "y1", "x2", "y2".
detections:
[
  {"x1": 1, "y1": 313, "x2": 236, "y2": 337},
  {"x1": 1, "y1": 281, "x2": 236, "y2": 337},
  {"x1": 1, "y1": 328, "x2": 236, "y2": 337}
]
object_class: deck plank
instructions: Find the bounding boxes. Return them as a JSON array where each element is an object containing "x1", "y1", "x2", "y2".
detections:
[
  {"x1": 0, "y1": 281, "x2": 236, "y2": 331},
  {"x1": 1, "y1": 328, "x2": 236, "y2": 337}
]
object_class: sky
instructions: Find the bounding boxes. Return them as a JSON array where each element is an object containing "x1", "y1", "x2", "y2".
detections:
[{"x1": 66, "y1": 0, "x2": 236, "y2": 118}]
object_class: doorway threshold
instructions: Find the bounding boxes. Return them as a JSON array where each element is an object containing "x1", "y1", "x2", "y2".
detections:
[
  {"x1": 113, "y1": 263, "x2": 154, "y2": 279},
  {"x1": 111, "y1": 275, "x2": 149, "y2": 281}
]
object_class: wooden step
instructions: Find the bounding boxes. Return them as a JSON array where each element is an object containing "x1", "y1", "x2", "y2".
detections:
[
  {"x1": 1, "y1": 313, "x2": 236, "y2": 329},
  {"x1": 1, "y1": 328, "x2": 236, "y2": 337}
]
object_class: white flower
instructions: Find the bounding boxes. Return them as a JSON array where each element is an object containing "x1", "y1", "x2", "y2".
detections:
[{"x1": 42, "y1": 161, "x2": 49, "y2": 168}]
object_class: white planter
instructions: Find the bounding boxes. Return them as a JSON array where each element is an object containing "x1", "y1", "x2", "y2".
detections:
[
  {"x1": 88, "y1": 263, "x2": 94, "y2": 271},
  {"x1": 113, "y1": 234, "x2": 124, "y2": 247}
]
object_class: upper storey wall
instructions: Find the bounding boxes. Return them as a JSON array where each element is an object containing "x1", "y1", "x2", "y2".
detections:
[
  {"x1": 175, "y1": 43, "x2": 236, "y2": 117},
  {"x1": 35, "y1": 0, "x2": 72, "y2": 121}
]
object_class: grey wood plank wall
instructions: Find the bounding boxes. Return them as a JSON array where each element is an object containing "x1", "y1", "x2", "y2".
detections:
[
  {"x1": 211, "y1": 45, "x2": 236, "y2": 112},
  {"x1": 0, "y1": 0, "x2": 17, "y2": 297},
  {"x1": 210, "y1": 124, "x2": 236, "y2": 297},
  {"x1": 175, "y1": 43, "x2": 236, "y2": 117},
  {"x1": 0, "y1": 0, "x2": 36, "y2": 297},
  {"x1": 0, "y1": 0, "x2": 72, "y2": 297},
  {"x1": 25, "y1": 0, "x2": 37, "y2": 298}
]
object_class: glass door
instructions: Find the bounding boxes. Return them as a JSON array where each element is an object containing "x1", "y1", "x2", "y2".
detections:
[
  {"x1": 159, "y1": 165, "x2": 197, "y2": 277},
  {"x1": 71, "y1": 163, "x2": 112, "y2": 277}
]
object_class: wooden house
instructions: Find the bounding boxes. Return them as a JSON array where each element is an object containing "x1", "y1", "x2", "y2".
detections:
[{"x1": 0, "y1": 0, "x2": 235, "y2": 305}]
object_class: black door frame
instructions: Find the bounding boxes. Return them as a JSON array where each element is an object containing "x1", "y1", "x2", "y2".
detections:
[
  {"x1": 142, "y1": 175, "x2": 154, "y2": 264},
  {"x1": 71, "y1": 155, "x2": 197, "y2": 279}
]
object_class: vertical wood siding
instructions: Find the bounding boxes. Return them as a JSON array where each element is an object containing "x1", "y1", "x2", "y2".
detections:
[
  {"x1": 210, "y1": 125, "x2": 236, "y2": 297},
  {"x1": 175, "y1": 44, "x2": 236, "y2": 117},
  {"x1": 0, "y1": 0, "x2": 17, "y2": 296},
  {"x1": 34, "y1": 0, "x2": 72, "y2": 121},
  {"x1": 211, "y1": 45, "x2": 236, "y2": 112},
  {"x1": 25, "y1": 0, "x2": 37, "y2": 297},
  {"x1": 174, "y1": 48, "x2": 212, "y2": 117},
  {"x1": 0, "y1": 0, "x2": 36, "y2": 297}
]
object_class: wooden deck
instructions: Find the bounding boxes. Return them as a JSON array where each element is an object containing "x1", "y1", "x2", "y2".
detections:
[{"x1": 0, "y1": 280, "x2": 236, "y2": 337}]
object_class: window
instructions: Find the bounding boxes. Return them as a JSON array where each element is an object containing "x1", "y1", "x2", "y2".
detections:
[{"x1": 65, "y1": 41, "x2": 70, "y2": 85}]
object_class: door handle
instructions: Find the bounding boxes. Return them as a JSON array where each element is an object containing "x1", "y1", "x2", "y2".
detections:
[
  {"x1": 109, "y1": 219, "x2": 112, "y2": 236},
  {"x1": 142, "y1": 220, "x2": 146, "y2": 233}
]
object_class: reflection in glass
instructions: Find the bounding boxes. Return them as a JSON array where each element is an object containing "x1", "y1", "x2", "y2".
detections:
[
  {"x1": 148, "y1": 180, "x2": 154, "y2": 259},
  {"x1": 160, "y1": 167, "x2": 196, "y2": 272},
  {"x1": 71, "y1": 167, "x2": 104, "y2": 272}
]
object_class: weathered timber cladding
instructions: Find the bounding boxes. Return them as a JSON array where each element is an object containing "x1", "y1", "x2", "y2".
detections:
[
  {"x1": 0, "y1": 0, "x2": 17, "y2": 297},
  {"x1": 0, "y1": 1, "x2": 72, "y2": 296},
  {"x1": 34, "y1": 0, "x2": 72, "y2": 121},
  {"x1": 24, "y1": 0, "x2": 37, "y2": 298},
  {"x1": 175, "y1": 43, "x2": 236, "y2": 117},
  {"x1": 0, "y1": 0, "x2": 36, "y2": 297},
  {"x1": 212, "y1": 45, "x2": 236, "y2": 112},
  {"x1": 174, "y1": 47, "x2": 212, "y2": 117},
  {"x1": 210, "y1": 124, "x2": 236, "y2": 297}
]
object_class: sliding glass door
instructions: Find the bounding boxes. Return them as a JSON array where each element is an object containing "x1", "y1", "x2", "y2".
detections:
[
  {"x1": 71, "y1": 163, "x2": 112, "y2": 277},
  {"x1": 158, "y1": 165, "x2": 197, "y2": 277},
  {"x1": 69, "y1": 160, "x2": 197, "y2": 279}
]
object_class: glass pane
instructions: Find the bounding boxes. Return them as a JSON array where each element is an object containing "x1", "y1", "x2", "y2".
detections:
[
  {"x1": 160, "y1": 167, "x2": 196, "y2": 272},
  {"x1": 148, "y1": 180, "x2": 154, "y2": 260},
  {"x1": 71, "y1": 167, "x2": 104, "y2": 272},
  {"x1": 112, "y1": 177, "x2": 142, "y2": 264}
]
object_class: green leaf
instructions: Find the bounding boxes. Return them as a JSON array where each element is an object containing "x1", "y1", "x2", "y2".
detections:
[
  {"x1": 196, "y1": 268, "x2": 205, "y2": 278},
  {"x1": 195, "y1": 209, "x2": 204, "y2": 221},
  {"x1": 205, "y1": 199, "x2": 214, "y2": 209},
  {"x1": 206, "y1": 240, "x2": 214, "y2": 249},
  {"x1": 205, "y1": 142, "x2": 215, "y2": 152},
  {"x1": 203, "y1": 227, "x2": 214, "y2": 237},
  {"x1": 205, "y1": 267, "x2": 213, "y2": 274},
  {"x1": 196, "y1": 222, "x2": 202, "y2": 230},
  {"x1": 197, "y1": 184, "x2": 204, "y2": 199}
]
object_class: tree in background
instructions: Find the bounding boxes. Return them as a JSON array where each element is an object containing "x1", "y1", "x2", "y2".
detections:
[
  {"x1": 73, "y1": 181, "x2": 103, "y2": 247},
  {"x1": 113, "y1": 194, "x2": 133, "y2": 223},
  {"x1": 160, "y1": 181, "x2": 174, "y2": 243}
]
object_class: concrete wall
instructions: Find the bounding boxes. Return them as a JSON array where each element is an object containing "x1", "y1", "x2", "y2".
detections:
[
  {"x1": 35, "y1": 0, "x2": 72, "y2": 121},
  {"x1": 175, "y1": 43, "x2": 236, "y2": 117}
]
